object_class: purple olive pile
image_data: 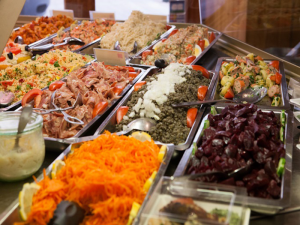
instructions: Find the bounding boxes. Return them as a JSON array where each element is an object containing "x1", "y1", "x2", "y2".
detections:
[{"x1": 187, "y1": 104, "x2": 285, "y2": 199}]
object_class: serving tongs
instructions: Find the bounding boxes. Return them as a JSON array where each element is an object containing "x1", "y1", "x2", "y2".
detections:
[
  {"x1": 34, "y1": 90, "x2": 84, "y2": 125},
  {"x1": 23, "y1": 37, "x2": 85, "y2": 52},
  {"x1": 114, "y1": 40, "x2": 138, "y2": 56}
]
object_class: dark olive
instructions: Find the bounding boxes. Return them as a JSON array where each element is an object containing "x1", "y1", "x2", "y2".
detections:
[
  {"x1": 155, "y1": 59, "x2": 168, "y2": 68},
  {"x1": 7, "y1": 52, "x2": 13, "y2": 60}
]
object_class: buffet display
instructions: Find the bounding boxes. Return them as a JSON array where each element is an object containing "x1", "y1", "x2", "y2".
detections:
[{"x1": 0, "y1": 10, "x2": 295, "y2": 225}]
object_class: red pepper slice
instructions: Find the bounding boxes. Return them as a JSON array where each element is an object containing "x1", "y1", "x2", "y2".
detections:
[{"x1": 1, "y1": 80, "x2": 14, "y2": 88}]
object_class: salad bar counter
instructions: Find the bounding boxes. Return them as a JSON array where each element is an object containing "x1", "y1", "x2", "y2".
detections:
[{"x1": 0, "y1": 13, "x2": 300, "y2": 225}]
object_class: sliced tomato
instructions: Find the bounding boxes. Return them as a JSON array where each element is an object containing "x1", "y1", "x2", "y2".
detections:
[
  {"x1": 270, "y1": 75, "x2": 276, "y2": 81},
  {"x1": 49, "y1": 81, "x2": 65, "y2": 91},
  {"x1": 1, "y1": 80, "x2": 14, "y2": 88},
  {"x1": 197, "y1": 86, "x2": 208, "y2": 101},
  {"x1": 113, "y1": 86, "x2": 124, "y2": 95},
  {"x1": 134, "y1": 81, "x2": 146, "y2": 91},
  {"x1": 275, "y1": 72, "x2": 282, "y2": 84},
  {"x1": 21, "y1": 89, "x2": 43, "y2": 106},
  {"x1": 169, "y1": 29, "x2": 178, "y2": 37},
  {"x1": 116, "y1": 106, "x2": 129, "y2": 124},
  {"x1": 161, "y1": 38, "x2": 167, "y2": 42},
  {"x1": 269, "y1": 61, "x2": 279, "y2": 70},
  {"x1": 124, "y1": 66, "x2": 135, "y2": 72},
  {"x1": 6, "y1": 47, "x2": 22, "y2": 55},
  {"x1": 129, "y1": 72, "x2": 138, "y2": 79},
  {"x1": 92, "y1": 101, "x2": 108, "y2": 118},
  {"x1": 49, "y1": 58, "x2": 56, "y2": 64},
  {"x1": 185, "y1": 56, "x2": 196, "y2": 65},
  {"x1": 197, "y1": 40, "x2": 205, "y2": 51},
  {"x1": 8, "y1": 42, "x2": 15, "y2": 47},
  {"x1": 27, "y1": 82, "x2": 34, "y2": 87},
  {"x1": 166, "y1": 25, "x2": 172, "y2": 30},
  {"x1": 191, "y1": 65, "x2": 210, "y2": 79},
  {"x1": 173, "y1": 198, "x2": 194, "y2": 205},
  {"x1": 0, "y1": 55, "x2": 5, "y2": 62},
  {"x1": 224, "y1": 87, "x2": 234, "y2": 99},
  {"x1": 209, "y1": 32, "x2": 216, "y2": 43},
  {"x1": 255, "y1": 55, "x2": 263, "y2": 61},
  {"x1": 142, "y1": 50, "x2": 153, "y2": 60},
  {"x1": 187, "y1": 108, "x2": 198, "y2": 128}
]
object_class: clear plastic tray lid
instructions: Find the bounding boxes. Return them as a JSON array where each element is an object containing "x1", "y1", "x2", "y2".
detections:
[{"x1": 136, "y1": 177, "x2": 251, "y2": 225}]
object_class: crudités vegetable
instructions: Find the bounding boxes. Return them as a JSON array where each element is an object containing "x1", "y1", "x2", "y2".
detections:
[{"x1": 188, "y1": 104, "x2": 286, "y2": 199}]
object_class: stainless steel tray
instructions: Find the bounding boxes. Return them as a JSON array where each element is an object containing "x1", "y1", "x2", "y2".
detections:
[
  {"x1": 77, "y1": 25, "x2": 176, "y2": 59},
  {"x1": 174, "y1": 105, "x2": 293, "y2": 214},
  {"x1": 127, "y1": 24, "x2": 222, "y2": 67},
  {"x1": 0, "y1": 138, "x2": 175, "y2": 225},
  {"x1": 14, "y1": 64, "x2": 147, "y2": 152},
  {"x1": 94, "y1": 67, "x2": 218, "y2": 150},
  {"x1": 214, "y1": 57, "x2": 290, "y2": 109}
]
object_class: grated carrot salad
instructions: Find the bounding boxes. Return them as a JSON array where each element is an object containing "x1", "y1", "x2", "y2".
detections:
[{"x1": 17, "y1": 131, "x2": 160, "y2": 225}]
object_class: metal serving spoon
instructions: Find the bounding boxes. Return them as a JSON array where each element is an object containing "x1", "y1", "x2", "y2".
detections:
[
  {"x1": 173, "y1": 162, "x2": 256, "y2": 181},
  {"x1": 60, "y1": 117, "x2": 157, "y2": 144},
  {"x1": 172, "y1": 87, "x2": 268, "y2": 108},
  {"x1": 13, "y1": 105, "x2": 33, "y2": 152},
  {"x1": 24, "y1": 37, "x2": 85, "y2": 52}
]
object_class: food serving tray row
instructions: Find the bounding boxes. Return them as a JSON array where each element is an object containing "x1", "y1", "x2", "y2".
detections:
[
  {"x1": 14, "y1": 63, "x2": 148, "y2": 152},
  {"x1": 94, "y1": 67, "x2": 219, "y2": 150},
  {"x1": 214, "y1": 58, "x2": 290, "y2": 109},
  {"x1": 126, "y1": 24, "x2": 222, "y2": 67},
  {"x1": 77, "y1": 25, "x2": 176, "y2": 59},
  {"x1": 174, "y1": 105, "x2": 293, "y2": 214},
  {"x1": 0, "y1": 138, "x2": 175, "y2": 225}
]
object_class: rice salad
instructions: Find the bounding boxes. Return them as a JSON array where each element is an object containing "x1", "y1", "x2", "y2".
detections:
[{"x1": 0, "y1": 50, "x2": 93, "y2": 102}]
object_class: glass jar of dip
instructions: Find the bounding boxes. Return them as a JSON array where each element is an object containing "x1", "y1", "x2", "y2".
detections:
[{"x1": 0, "y1": 111, "x2": 45, "y2": 181}]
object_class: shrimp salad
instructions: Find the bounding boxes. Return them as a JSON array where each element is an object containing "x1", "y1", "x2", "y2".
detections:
[{"x1": 219, "y1": 53, "x2": 282, "y2": 106}]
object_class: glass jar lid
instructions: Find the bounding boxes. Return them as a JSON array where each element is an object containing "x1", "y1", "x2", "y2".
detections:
[{"x1": 0, "y1": 111, "x2": 43, "y2": 135}]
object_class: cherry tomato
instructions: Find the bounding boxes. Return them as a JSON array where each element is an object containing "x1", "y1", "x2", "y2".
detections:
[
  {"x1": 134, "y1": 81, "x2": 146, "y2": 91},
  {"x1": 269, "y1": 61, "x2": 279, "y2": 70},
  {"x1": 116, "y1": 106, "x2": 129, "y2": 124},
  {"x1": 275, "y1": 72, "x2": 282, "y2": 84},
  {"x1": 142, "y1": 50, "x2": 153, "y2": 60},
  {"x1": 113, "y1": 86, "x2": 124, "y2": 95},
  {"x1": 1, "y1": 80, "x2": 14, "y2": 88},
  {"x1": 6, "y1": 47, "x2": 21, "y2": 55},
  {"x1": 185, "y1": 56, "x2": 196, "y2": 64},
  {"x1": 169, "y1": 29, "x2": 178, "y2": 37},
  {"x1": 21, "y1": 89, "x2": 43, "y2": 106},
  {"x1": 224, "y1": 87, "x2": 234, "y2": 99},
  {"x1": 49, "y1": 81, "x2": 65, "y2": 91},
  {"x1": 197, "y1": 40, "x2": 205, "y2": 51},
  {"x1": 187, "y1": 108, "x2": 198, "y2": 128},
  {"x1": 0, "y1": 55, "x2": 5, "y2": 62},
  {"x1": 129, "y1": 72, "x2": 138, "y2": 79},
  {"x1": 191, "y1": 65, "x2": 210, "y2": 79},
  {"x1": 92, "y1": 101, "x2": 108, "y2": 118},
  {"x1": 197, "y1": 86, "x2": 208, "y2": 101},
  {"x1": 49, "y1": 58, "x2": 56, "y2": 64},
  {"x1": 209, "y1": 32, "x2": 216, "y2": 43}
]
